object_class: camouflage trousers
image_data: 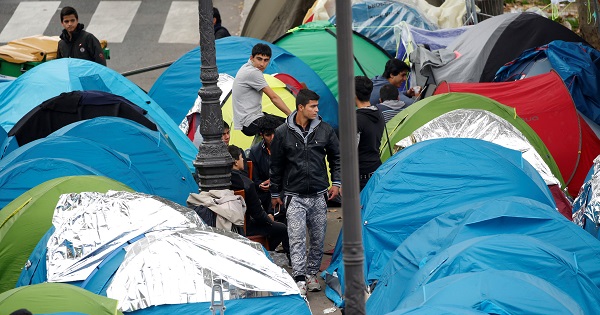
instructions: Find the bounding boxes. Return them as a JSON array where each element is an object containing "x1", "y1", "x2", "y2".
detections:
[{"x1": 284, "y1": 194, "x2": 328, "y2": 278}]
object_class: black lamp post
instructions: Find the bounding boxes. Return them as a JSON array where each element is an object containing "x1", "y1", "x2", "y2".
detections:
[{"x1": 193, "y1": 0, "x2": 232, "y2": 191}]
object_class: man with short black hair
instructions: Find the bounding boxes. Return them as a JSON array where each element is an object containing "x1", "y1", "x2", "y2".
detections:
[
  {"x1": 57, "y1": 6, "x2": 106, "y2": 66},
  {"x1": 376, "y1": 83, "x2": 408, "y2": 123},
  {"x1": 270, "y1": 88, "x2": 341, "y2": 296},
  {"x1": 213, "y1": 7, "x2": 231, "y2": 39},
  {"x1": 355, "y1": 76, "x2": 385, "y2": 190},
  {"x1": 232, "y1": 43, "x2": 291, "y2": 137},
  {"x1": 248, "y1": 115, "x2": 281, "y2": 215},
  {"x1": 370, "y1": 58, "x2": 417, "y2": 106}
]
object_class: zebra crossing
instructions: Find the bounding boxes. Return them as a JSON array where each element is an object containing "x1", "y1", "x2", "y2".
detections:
[{"x1": 0, "y1": 1, "x2": 202, "y2": 44}]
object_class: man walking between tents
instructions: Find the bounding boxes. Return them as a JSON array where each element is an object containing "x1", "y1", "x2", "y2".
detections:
[
  {"x1": 270, "y1": 89, "x2": 341, "y2": 296},
  {"x1": 356, "y1": 76, "x2": 385, "y2": 190},
  {"x1": 232, "y1": 43, "x2": 291, "y2": 136}
]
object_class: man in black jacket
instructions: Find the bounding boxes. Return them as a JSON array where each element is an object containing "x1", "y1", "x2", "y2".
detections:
[
  {"x1": 229, "y1": 145, "x2": 289, "y2": 253},
  {"x1": 356, "y1": 76, "x2": 385, "y2": 190},
  {"x1": 270, "y1": 89, "x2": 341, "y2": 296},
  {"x1": 213, "y1": 7, "x2": 231, "y2": 39},
  {"x1": 57, "y1": 6, "x2": 106, "y2": 66}
]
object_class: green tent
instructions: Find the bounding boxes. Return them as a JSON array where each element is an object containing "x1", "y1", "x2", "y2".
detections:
[
  {"x1": 274, "y1": 20, "x2": 391, "y2": 100},
  {"x1": 0, "y1": 176, "x2": 132, "y2": 293},
  {"x1": 380, "y1": 93, "x2": 565, "y2": 188},
  {"x1": 0, "y1": 282, "x2": 122, "y2": 314}
]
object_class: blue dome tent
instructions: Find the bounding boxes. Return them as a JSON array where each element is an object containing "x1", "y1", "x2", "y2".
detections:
[
  {"x1": 0, "y1": 137, "x2": 155, "y2": 208},
  {"x1": 0, "y1": 59, "x2": 197, "y2": 170},
  {"x1": 49, "y1": 117, "x2": 197, "y2": 205},
  {"x1": 149, "y1": 36, "x2": 338, "y2": 129},
  {"x1": 324, "y1": 138, "x2": 556, "y2": 306},
  {"x1": 383, "y1": 234, "x2": 600, "y2": 314},
  {"x1": 367, "y1": 196, "x2": 600, "y2": 313},
  {"x1": 397, "y1": 270, "x2": 584, "y2": 314}
]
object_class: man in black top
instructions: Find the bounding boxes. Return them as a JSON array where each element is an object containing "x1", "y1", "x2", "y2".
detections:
[
  {"x1": 57, "y1": 6, "x2": 106, "y2": 66},
  {"x1": 356, "y1": 76, "x2": 385, "y2": 190},
  {"x1": 213, "y1": 7, "x2": 231, "y2": 39}
]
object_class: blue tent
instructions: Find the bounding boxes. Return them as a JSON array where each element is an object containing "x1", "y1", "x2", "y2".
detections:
[
  {"x1": 0, "y1": 137, "x2": 155, "y2": 208},
  {"x1": 0, "y1": 127, "x2": 17, "y2": 158},
  {"x1": 0, "y1": 59, "x2": 197, "y2": 170},
  {"x1": 395, "y1": 22, "x2": 468, "y2": 60},
  {"x1": 385, "y1": 305, "x2": 488, "y2": 315},
  {"x1": 324, "y1": 138, "x2": 555, "y2": 306},
  {"x1": 367, "y1": 196, "x2": 600, "y2": 313},
  {"x1": 49, "y1": 117, "x2": 197, "y2": 205},
  {"x1": 397, "y1": 270, "x2": 584, "y2": 314},
  {"x1": 495, "y1": 40, "x2": 600, "y2": 126},
  {"x1": 330, "y1": 0, "x2": 438, "y2": 56},
  {"x1": 149, "y1": 36, "x2": 338, "y2": 129}
]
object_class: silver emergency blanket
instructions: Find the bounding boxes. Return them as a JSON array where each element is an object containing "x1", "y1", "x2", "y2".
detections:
[
  {"x1": 107, "y1": 227, "x2": 299, "y2": 312},
  {"x1": 573, "y1": 156, "x2": 600, "y2": 226},
  {"x1": 394, "y1": 109, "x2": 559, "y2": 186},
  {"x1": 46, "y1": 191, "x2": 205, "y2": 283}
]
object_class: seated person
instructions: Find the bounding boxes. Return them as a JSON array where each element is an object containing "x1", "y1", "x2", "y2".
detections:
[
  {"x1": 248, "y1": 115, "x2": 281, "y2": 217},
  {"x1": 229, "y1": 145, "x2": 289, "y2": 253},
  {"x1": 376, "y1": 83, "x2": 409, "y2": 123}
]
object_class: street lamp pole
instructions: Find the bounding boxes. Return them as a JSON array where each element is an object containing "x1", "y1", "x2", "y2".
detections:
[
  {"x1": 194, "y1": 0, "x2": 232, "y2": 191},
  {"x1": 336, "y1": 0, "x2": 366, "y2": 313}
]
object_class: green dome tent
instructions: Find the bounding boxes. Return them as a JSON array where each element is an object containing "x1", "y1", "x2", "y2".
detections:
[
  {"x1": 0, "y1": 176, "x2": 132, "y2": 292},
  {"x1": 0, "y1": 282, "x2": 122, "y2": 315},
  {"x1": 380, "y1": 93, "x2": 563, "y2": 187},
  {"x1": 274, "y1": 21, "x2": 391, "y2": 100}
]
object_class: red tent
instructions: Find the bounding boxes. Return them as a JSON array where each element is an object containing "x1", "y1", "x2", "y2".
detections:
[{"x1": 435, "y1": 71, "x2": 600, "y2": 199}]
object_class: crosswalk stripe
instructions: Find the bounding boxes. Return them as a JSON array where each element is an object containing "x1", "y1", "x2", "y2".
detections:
[
  {"x1": 86, "y1": 1, "x2": 141, "y2": 43},
  {"x1": 159, "y1": 1, "x2": 199, "y2": 44},
  {"x1": 0, "y1": 1, "x2": 60, "y2": 43}
]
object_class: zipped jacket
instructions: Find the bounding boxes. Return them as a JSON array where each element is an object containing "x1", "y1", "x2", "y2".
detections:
[
  {"x1": 270, "y1": 112, "x2": 341, "y2": 198},
  {"x1": 57, "y1": 23, "x2": 106, "y2": 66}
]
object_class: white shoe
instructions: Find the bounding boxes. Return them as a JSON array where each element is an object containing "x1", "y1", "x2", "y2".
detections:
[
  {"x1": 306, "y1": 274, "x2": 322, "y2": 292},
  {"x1": 296, "y1": 280, "x2": 307, "y2": 296}
]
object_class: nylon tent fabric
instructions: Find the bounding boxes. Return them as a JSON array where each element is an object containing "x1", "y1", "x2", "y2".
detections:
[
  {"x1": 495, "y1": 41, "x2": 600, "y2": 126},
  {"x1": 0, "y1": 282, "x2": 121, "y2": 315},
  {"x1": 329, "y1": 0, "x2": 438, "y2": 56},
  {"x1": 395, "y1": 22, "x2": 469, "y2": 61},
  {"x1": 8, "y1": 90, "x2": 157, "y2": 147},
  {"x1": 324, "y1": 138, "x2": 555, "y2": 307},
  {"x1": 394, "y1": 235, "x2": 599, "y2": 314},
  {"x1": 380, "y1": 92, "x2": 564, "y2": 188},
  {"x1": 434, "y1": 71, "x2": 600, "y2": 197},
  {"x1": 384, "y1": 305, "x2": 488, "y2": 315},
  {"x1": 411, "y1": 12, "x2": 586, "y2": 86},
  {"x1": 0, "y1": 127, "x2": 17, "y2": 159},
  {"x1": 274, "y1": 20, "x2": 391, "y2": 101},
  {"x1": 368, "y1": 198, "x2": 600, "y2": 313},
  {"x1": 222, "y1": 74, "x2": 296, "y2": 150},
  {"x1": 49, "y1": 117, "x2": 197, "y2": 205},
  {"x1": 397, "y1": 270, "x2": 584, "y2": 315},
  {"x1": 148, "y1": 36, "x2": 338, "y2": 129},
  {"x1": 0, "y1": 137, "x2": 155, "y2": 208},
  {"x1": 0, "y1": 58, "x2": 197, "y2": 171},
  {"x1": 0, "y1": 176, "x2": 132, "y2": 293}
]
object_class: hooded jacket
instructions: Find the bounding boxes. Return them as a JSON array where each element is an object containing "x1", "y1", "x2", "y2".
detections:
[
  {"x1": 357, "y1": 105, "x2": 385, "y2": 175},
  {"x1": 57, "y1": 23, "x2": 106, "y2": 66},
  {"x1": 270, "y1": 112, "x2": 341, "y2": 198}
]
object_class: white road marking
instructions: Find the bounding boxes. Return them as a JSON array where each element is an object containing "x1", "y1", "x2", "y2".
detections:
[
  {"x1": 86, "y1": 1, "x2": 141, "y2": 43},
  {"x1": 0, "y1": 1, "x2": 61, "y2": 43},
  {"x1": 159, "y1": 1, "x2": 199, "y2": 44}
]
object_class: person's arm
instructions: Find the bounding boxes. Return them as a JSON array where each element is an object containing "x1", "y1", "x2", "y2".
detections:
[
  {"x1": 263, "y1": 86, "x2": 291, "y2": 116},
  {"x1": 325, "y1": 126, "x2": 342, "y2": 200},
  {"x1": 245, "y1": 184, "x2": 272, "y2": 225},
  {"x1": 88, "y1": 35, "x2": 107, "y2": 66},
  {"x1": 270, "y1": 129, "x2": 285, "y2": 208}
]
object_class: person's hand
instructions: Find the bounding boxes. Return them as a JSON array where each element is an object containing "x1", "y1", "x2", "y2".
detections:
[
  {"x1": 271, "y1": 197, "x2": 283, "y2": 210},
  {"x1": 259, "y1": 179, "x2": 270, "y2": 191},
  {"x1": 328, "y1": 185, "x2": 340, "y2": 200},
  {"x1": 268, "y1": 214, "x2": 275, "y2": 221}
]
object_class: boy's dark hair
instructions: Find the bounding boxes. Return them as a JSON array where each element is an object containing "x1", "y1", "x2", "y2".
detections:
[
  {"x1": 382, "y1": 59, "x2": 410, "y2": 79},
  {"x1": 228, "y1": 145, "x2": 243, "y2": 161},
  {"x1": 213, "y1": 7, "x2": 222, "y2": 24},
  {"x1": 379, "y1": 84, "x2": 399, "y2": 102},
  {"x1": 355, "y1": 76, "x2": 373, "y2": 102},
  {"x1": 258, "y1": 115, "x2": 282, "y2": 135},
  {"x1": 223, "y1": 120, "x2": 230, "y2": 130},
  {"x1": 296, "y1": 89, "x2": 320, "y2": 109},
  {"x1": 60, "y1": 6, "x2": 78, "y2": 21},
  {"x1": 10, "y1": 309, "x2": 33, "y2": 315},
  {"x1": 251, "y1": 43, "x2": 272, "y2": 58}
]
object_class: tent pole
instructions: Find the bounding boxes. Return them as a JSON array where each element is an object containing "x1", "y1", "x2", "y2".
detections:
[{"x1": 336, "y1": 0, "x2": 366, "y2": 314}]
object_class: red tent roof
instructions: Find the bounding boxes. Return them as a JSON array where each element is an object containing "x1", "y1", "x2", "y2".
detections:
[{"x1": 435, "y1": 71, "x2": 600, "y2": 197}]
